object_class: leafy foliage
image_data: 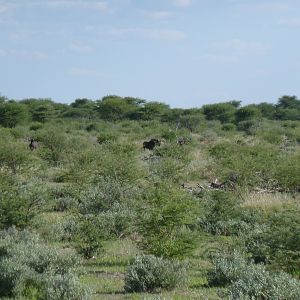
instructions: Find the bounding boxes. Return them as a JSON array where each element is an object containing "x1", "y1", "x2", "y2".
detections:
[
  {"x1": 0, "y1": 229, "x2": 90, "y2": 299},
  {"x1": 124, "y1": 255, "x2": 187, "y2": 293},
  {"x1": 136, "y1": 185, "x2": 200, "y2": 258}
]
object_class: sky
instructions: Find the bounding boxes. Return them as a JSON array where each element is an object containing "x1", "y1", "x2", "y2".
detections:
[{"x1": 0, "y1": 0, "x2": 300, "y2": 108}]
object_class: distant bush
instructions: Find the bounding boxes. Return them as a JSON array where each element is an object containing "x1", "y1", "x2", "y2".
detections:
[
  {"x1": 37, "y1": 128, "x2": 70, "y2": 164},
  {"x1": 30, "y1": 122, "x2": 44, "y2": 131},
  {"x1": 77, "y1": 177, "x2": 139, "y2": 214},
  {"x1": 124, "y1": 255, "x2": 187, "y2": 293},
  {"x1": 237, "y1": 120, "x2": 258, "y2": 134},
  {"x1": 199, "y1": 191, "x2": 241, "y2": 235},
  {"x1": 85, "y1": 123, "x2": 99, "y2": 132},
  {"x1": 209, "y1": 142, "x2": 280, "y2": 189},
  {"x1": 0, "y1": 136, "x2": 30, "y2": 174},
  {"x1": 222, "y1": 123, "x2": 236, "y2": 131},
  {"x1": 97, "y1": 202, "x2": 136, "y2": 238},
  {"x1": 0, "y1": 228, "x2": 90, "y2": 299},
  {"x1": 97, "y1": 132, "x2": 118, "y2": 144}
]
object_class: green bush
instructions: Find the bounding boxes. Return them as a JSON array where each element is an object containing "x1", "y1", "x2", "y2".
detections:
[
  {"x1": 29, "y1": 122, "x2": 44, "y2": 131},
  {"x1": 208, "y1": 251, "x2": 300, "y2": 300},
  {"x1": 72, "y1": 215, "x2": 104, "y2": 259},
  {"x1": 207, "y1": 251, "x2": 248, "y2": 287},
  {"x1": 199, "y1": 191, "x2": 241, "y2": 235},
  {"x1": 0, "y1": 228, "x2": 90, "y2": 299},
  {"x1": 222, "y1": 123, "x2": 236, "y2": 131},
  {"x1": 245, "y1": 208, "x2": 300, "y2": 274},
  {"x1": 124, "y1": 255, "x2": 187, "y2": 293},
  {"x1": 0, "y1": 179, "x2": 47, "y2": 229},
  {"x1": 97, "y1": 202, "x2": 136, "y2": 238},
  {"x1": 97, "y1": 132, "x2": 118, "y2": 144},
  {"x1": 136, "y1": 185, "x2": 199, "y2": 258},
  {"x1": 0, "y1": 136, "x2": 30, "y2": 174},
  {"x1": 229, "y1": 264, "x2": 300, "y2": 300},
  {"x1": 77, "y1": 177, "x2": 139, "y2": 214},
  {"x1": 237, "y1": 120, "x2": 258, "y2": 134},
  {"x1": 37, "y1": 128, "x2": 70, "y2": 164},
  {"x1": 209, "y1": 141, "x2": 281, "y2": 189}
]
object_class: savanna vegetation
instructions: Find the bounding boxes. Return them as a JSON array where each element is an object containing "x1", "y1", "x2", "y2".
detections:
[{"x1": 0, "y1": 94, "x2": 300, "y2": 299}]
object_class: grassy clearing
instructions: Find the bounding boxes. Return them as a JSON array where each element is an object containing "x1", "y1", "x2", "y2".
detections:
[
  {"x1": 242, "y1": 192, "x2": 299, "y2": 210},
  {"x1": 80, "y1": 238, "x2": 222, "y2": 300}
]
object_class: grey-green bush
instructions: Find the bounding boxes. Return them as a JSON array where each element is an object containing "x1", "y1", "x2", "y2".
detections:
[
  {"x1": 0, "y1": 228, "x2": 90, "y2": 299},
  {"x1": 124, "y1": 255, "x2": 187, "y2": 293}
]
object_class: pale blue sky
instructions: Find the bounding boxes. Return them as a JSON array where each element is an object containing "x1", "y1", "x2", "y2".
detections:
[{"x1": 0, "y1": 0, "x2": 299, "y2": 108}]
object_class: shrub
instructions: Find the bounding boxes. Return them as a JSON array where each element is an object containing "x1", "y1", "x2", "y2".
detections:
[
  {"x1": 37, "y1": 128, "x2": 70, "y2": 164},
  {"x1": 97, "y1": 202, "x2": 136, "y2": 238},
  {"x1": 209, "y1": 142, "x2": 280, "y2": 189},
  {"x1": 222, "y1": 123, "x2": 236, "y2": 131},
  {"x1": 229, "y1": 265, "x2": 300, "y2": 300},
  {"x1": 245, "y1": 208, "x2": 300, "y2": 274},
  {"x1": 77, "y1": 177, "x2": 140, "y2": 214},
  {"x1": 208, "y1": 251, "x2": 300, "y2": 300},
  {"x1": 124, "y1": 255, "x2": 187, "y2": 293},
  {"x1": 0, "y1": 136, "x2": 30, "y2": 174},
  {"x1": 199, "y1": 191, "x2": 241, "y2": 235},
  {"x1": 30, "y1": 122, "x2": 44, "y2": 131},
  {"x1": 97, "y1": 132, "x2": 118, "y2": 144},
  {"x1": 207, "y1": 251, "x2": 248, "y2": 287},
  {"x1": 72, "y1": 215, "x2": 104, "y2": 259},
  {"x1": 136, "y1": 185, "x2": 199, "y2": 258},
  {"x1": 0, "y1": 228, "x2": 90, "y2": 299},
  {"x1": 0, "y1": 179, "x2": 47, "y2": 229}
]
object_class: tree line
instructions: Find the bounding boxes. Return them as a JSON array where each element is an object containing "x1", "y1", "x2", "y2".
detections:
[{"x1": 0, "y1": 94, "x2": 299, "y2": 129}]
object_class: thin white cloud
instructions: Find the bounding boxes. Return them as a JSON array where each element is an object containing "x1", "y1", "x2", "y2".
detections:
[
  {"x1": 0, "y1": 0, "x2": 110, "y2": 12},
  {"x1": 86, "y1": 25, "x2": 186, "y2": 41},
  {"x1": 0, "y1": 49, "x2": 48, "y2": 59},
  {"x1": 172, "y1": 0, "x2": 192, "y2": 7},
  {"x1": 199, "y1": 54, "x2": 240, "y2": 64},
  {"x1": 68, "y1": 43, "x2": 94, "y2": 54},
  {"x1": 141, "y1": 10, "x2": 173, "y2": 20},
  {"x1": 70, "y1": 67, "x2": 98, "y2": 77},
  {"x1": 216, "y1": 39, "x2": 270, "y2": 56},
  {"x1": 232, "y1": 1, "x2": 293, "y2": 13},
  {"x1": 279, "y1": 17, "x2": 300, "y2": 26},
  {"x1": 107, "y1": 27, "x2": 186, "y2": 41}
]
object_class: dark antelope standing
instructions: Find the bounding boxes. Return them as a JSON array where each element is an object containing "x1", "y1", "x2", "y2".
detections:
[
  {"x1": 29, "y1": 139, "x2": 38, "y2": 151},
  {"x1": 143, "y1": 138, "x2": 160, "y2": 151}
]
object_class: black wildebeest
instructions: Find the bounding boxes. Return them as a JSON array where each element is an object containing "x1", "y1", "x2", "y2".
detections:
[
  {"x1": 143, "y1": 138, "x2": 160, "y2": 151},
  {"x1": 29, "y1": 138, "x2": 38, "y2": 151},
  {"x1": 177, "y1": 137, "x2": 188, "y2": 146}
]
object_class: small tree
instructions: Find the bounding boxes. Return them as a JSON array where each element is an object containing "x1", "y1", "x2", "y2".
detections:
[
  {"x1": 72, "y1": 215, "x2": 104, "y2": 259},
  {"x1": 0, "y1": 137, "x2": 29, "y2": 174},
  {"x1": 136, "y1": 184, "x2": 200, "y2": 258},
  {"x1": 0, "y1": 101, "x2": 28, "y2": 128}
]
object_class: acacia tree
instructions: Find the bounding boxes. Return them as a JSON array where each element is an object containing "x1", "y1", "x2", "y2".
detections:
[
  {"x1": 95, "y1": 95, "x2": 143, "y2": 121},
  {"x1": 136, "y1": 184, "x2": 200, "y2": 258},
  {"x1": 0, "y1": 101, "x2": 28, "y2": 128},
  {"x1": 202, "y1": 102, "x2": 236, "y2": 123}
]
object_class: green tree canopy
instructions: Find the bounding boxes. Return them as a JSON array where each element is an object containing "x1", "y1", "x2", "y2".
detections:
[
  {"x1": 0, "y1": 101, "x2": 28, "y2": 128},
  {"x1": 203, "y1": 102, "x2": 236, "y2": 123}
]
